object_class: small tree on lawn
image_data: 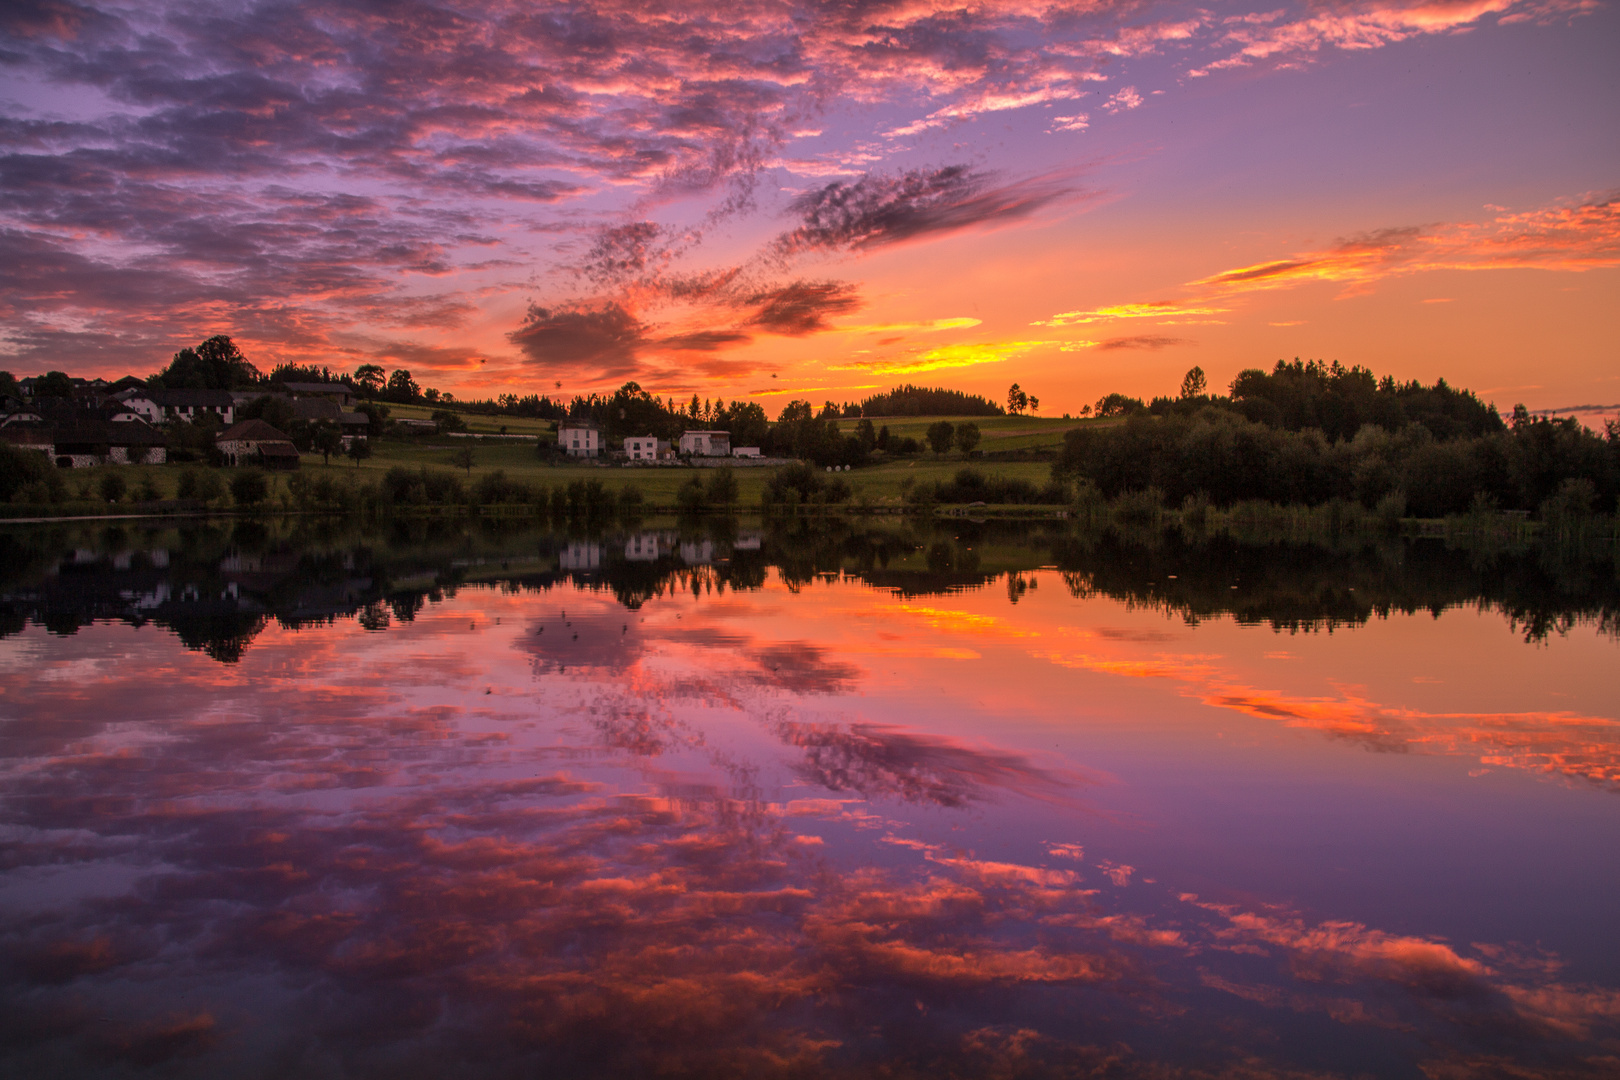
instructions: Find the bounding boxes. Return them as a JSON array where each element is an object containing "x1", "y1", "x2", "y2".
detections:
[
  {"x1": 954, "y1": 422, "x2": 981, "y2": 455},
  {"x1": 926, "y1": 420, "x2": 955, "y2": 456},
  {"x1": 312, "y1": 423, "x2": 344, "y2": 465},
  {"x1": 347, "y1": 440, "x2": 372, "y2": 467},
  {"x1": 449, "y1": 446, "x2": 475, "y2": 475},
  {"x1": 706, "y1": 467, "x2": 739, "y2": 507}
]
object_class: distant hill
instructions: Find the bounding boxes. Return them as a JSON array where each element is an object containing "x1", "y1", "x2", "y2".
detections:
[{"x1": 859, "y1": 384, "x2": 1004, "y2": 417}]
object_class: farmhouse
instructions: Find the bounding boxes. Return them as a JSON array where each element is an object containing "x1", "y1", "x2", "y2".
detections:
[
  {"x1": 117, "y1": 388, "x2": 236, "y2": 426},
  {"x1": 558, "y1": 419, "x2": 600, "y2": 458},
  {"x1": 278, "y1": 381, "x2": 354, "y2": 407},
  {"x1": 623, "y1": 435, "x2": 660, "y2": 461},
  {"x1": 216, "y1": 419, "x2": 300, "y2": 469},
  {"x1": 0, "y1": 418, "x2": 168, "y2": 467},
  {"x1": 678, "y1": 430, "x2": 730, "y2": 456}
]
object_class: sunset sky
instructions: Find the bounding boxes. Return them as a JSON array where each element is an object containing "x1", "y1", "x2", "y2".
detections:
[{"x1": 2, "y1": 0, "x2": 1615, "y2": 415}]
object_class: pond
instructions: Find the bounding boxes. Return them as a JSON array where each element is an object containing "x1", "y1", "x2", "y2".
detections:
[{"x1": 1, "y1": 517, "x2": 1617, "y2": 1078}]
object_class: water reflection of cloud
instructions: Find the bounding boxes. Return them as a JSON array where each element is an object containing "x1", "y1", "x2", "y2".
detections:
[
  {"x1": 1036, "y1": 639, "x2": 1620, "y2": 792},
  {"x1": 6, "y1": 584, "x2": 1619, "y2": 1075},
  {"x1": 774, "y1": 720, "x2": 1082, "y2": 808},
  {"x1": 520, "y1": 606, "x2": 859, "y2": 693}
]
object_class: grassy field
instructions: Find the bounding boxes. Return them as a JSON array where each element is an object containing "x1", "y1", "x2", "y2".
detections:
[
  {"x1": 384, "y1": 401, "x2": 555, "y2": 438},
  {"x1": 833, "y1": 414, "x2": 1096, "y2": 454},
  {"x1": 312, "y1": 439, "x2": 1060, "y2": 506},
  {"x1": 10, "y1": 412, "x2": 1101, "y2": 517},
  {"x1": 383, "y1": 405, "x2": 1099, "y2": 450},
  {"x1": 15, "y1": 437, "x2": 1064, "y2": 513}
]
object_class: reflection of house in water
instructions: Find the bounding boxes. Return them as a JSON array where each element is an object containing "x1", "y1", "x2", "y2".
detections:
[
  {"x1": 624, "y1": 531, "x2": 757, "y2": 566},
  {"x1": 558, "y1": 542, "x2": 602, "y2": 571},
  {"x1": 679, "y1": 539, "x2": 714, "y2": 566},
  {"x1": 624, "y1": 532, "x2": 668, "y2": 562}
]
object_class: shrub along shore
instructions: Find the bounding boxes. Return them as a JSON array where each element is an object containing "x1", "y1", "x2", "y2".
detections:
[{"x1": 3, "y1": 457, "x2": 1615, "y2": 547}]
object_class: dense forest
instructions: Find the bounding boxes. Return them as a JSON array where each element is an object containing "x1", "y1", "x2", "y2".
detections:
[
  {"x1": 1056, "y1": 361, "x2": 1618, "y2": 517},
  {"x1": 856, "y1": 385, "x2": 1004, "y2": 417}
]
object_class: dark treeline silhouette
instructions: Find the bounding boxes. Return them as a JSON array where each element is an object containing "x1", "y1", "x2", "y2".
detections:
[
  {"x1": 1057, "y1": 361, "x2": 1619, "y2": 518},
  {"x1": 3, "y1": 516, "x2": 1614, "y2": 665},
  {"x1": 857, "y1": 384, "x2": 1005, "y2": 417},
  {"x1": 1089, "y1": 359, "x2": 1503, "y2": 438},
  {"x1": 1149, "y1": 359, "x2": 1506, "y2": 440}
]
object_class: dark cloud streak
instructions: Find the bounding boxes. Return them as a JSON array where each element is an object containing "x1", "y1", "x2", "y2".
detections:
[{"x1": 773, "y1": 165, "x2": 1081, "y2": 257}]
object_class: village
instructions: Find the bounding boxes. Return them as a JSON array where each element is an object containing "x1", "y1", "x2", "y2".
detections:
[{"x1": 0, "y1": 372, "x2": 801, "y2": 471}]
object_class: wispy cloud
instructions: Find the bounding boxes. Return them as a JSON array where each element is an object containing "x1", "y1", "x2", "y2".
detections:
[
  {"x1": 832, "y1": 339, "x2": 1053, "y2": 376},
  {"x1": 772, "y1": 166, "x2": 1082, "y2": 258},
  {"x1": 1194, "y1": 192, "x2": 1620, "y2": 295},
  {"x1": 1034, "y1": 191, "x2": 1620, "y2": 336},
  {"x1": 1035, "y1": 301, "x2": 1228, "y2": 327}
]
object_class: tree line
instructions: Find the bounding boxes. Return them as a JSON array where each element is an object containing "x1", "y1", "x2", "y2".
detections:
[{"x1": 1055, "y1": 363, "x2": 1619, "y2": 520}]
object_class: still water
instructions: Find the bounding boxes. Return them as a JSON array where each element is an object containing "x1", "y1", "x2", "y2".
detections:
[{"x1": 1, "y1": 518, "x2": 1617, "y2": 1078}]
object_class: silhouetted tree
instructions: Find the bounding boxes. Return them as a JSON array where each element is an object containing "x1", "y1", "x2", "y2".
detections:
[
  {"x1": 154, "y1": 336, "x2": 260, "y2": 389},
  {"x1": 312, "y1": 423, "x2": 344, "y2": 465},
  {"x1": 1007, "y1": 383, "x2": 1028, "y2": 415},
  {"x1": 353, "y1": 364, "x2": 385, "y2": 397}
]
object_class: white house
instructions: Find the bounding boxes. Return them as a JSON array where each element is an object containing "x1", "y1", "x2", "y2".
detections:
[
  {"x1": 624, "y1": 435, "x2": 659, "y2": 461},
  {"x1": 558, "y1": 420, "x2": 600, "y2": 458},
  {"x1": 731, "y1": 446, "x2": 762, "y2": 458},
  {"x1": 117, "y1": 388, "x2": 235, "y2": 426},
  {"x1": 678, "y1": 430, "x2": 730, "y2": 456}
]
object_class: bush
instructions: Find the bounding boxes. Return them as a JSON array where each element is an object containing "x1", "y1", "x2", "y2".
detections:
[
  {"x1": 0, "y1": 443, "x2": 62, "y2": 502},
  {"x1": 676, "y1": 476, "x2": 706, "y2": 515},
  {"x1": 1112, "y1": 487, "x2": 1163, "y2": 523},
  {"x1": 1374, "y1": 490, "x2": 1407, "y2": 530},
  {"x1": 1540, "y1": 477, "x2": 1597, "y2": 540},
  {"x1": 565, "y1": 479, "x2": 613, "y2": 519},
  {"x1": 764, "y1": 462, "x2": 851, "y2": 508},
  {"x1": 907, "y1": 468, "x2": 1068, "y2": 506},
  {"x1": 99, "y1": 471, "x2": 127, "y2": 503},
  {"x1": 381, "y1": 466, "x2": 462, "y2": 506},
  {"x1": 472, "y1": 469, "x2": 530, "y2": 505},
  {"x1": 706, "y1": 467, "x2": 739, "y2": 507},
  {"x1": 230, "y1": 469, "x2": 269, "y2": 507},
  {"x1": 1180, "y1": 491, "x2": 1212, "y2": 529}
]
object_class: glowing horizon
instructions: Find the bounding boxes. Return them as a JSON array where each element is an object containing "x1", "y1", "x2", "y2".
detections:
[{"x1": 1, "y1": 0, "x2": 1615, "y2": 416}]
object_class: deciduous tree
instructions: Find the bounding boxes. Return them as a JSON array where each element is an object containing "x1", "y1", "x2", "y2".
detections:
[{"x1": 954, "y1": 422, "x2": 981, "y2": 455}]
